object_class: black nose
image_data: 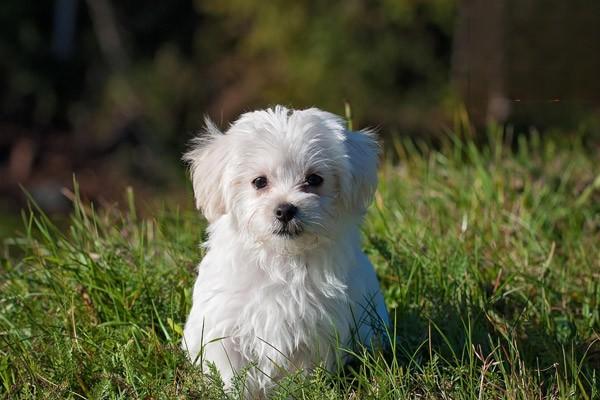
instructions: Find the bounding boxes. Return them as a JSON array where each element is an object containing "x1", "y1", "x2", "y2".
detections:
[{"x1": 275, "y1": 203, "x2": 298, "y2": 223}]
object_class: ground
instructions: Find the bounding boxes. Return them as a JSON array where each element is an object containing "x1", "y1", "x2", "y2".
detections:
[{"x1": 1, "y1": 126, "x2": 599, "y2": 399}]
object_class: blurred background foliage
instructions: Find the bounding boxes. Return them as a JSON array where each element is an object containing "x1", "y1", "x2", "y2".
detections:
[{"x1": 0, "y1": 0, "x2": 599, "y2": 225}]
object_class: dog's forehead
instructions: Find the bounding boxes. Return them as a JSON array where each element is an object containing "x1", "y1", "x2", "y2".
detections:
[
  {"x1": 244, "y1": 131, "x2": 333, "y2": 173},
  {"x1": 232, "y1": 112, "x2": 340, "y2": 152},
  {"x1": 226, "y1": 107, "x2": 348, "y2": 176}
]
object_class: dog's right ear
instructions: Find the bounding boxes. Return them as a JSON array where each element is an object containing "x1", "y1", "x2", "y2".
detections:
[{"x1": 183, "y1": 118, "x2": 231, "y2": 223}]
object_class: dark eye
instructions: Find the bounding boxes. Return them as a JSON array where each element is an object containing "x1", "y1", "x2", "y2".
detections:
[
  {"x1": 252, "y1": 176, "x2": 268, "y2": 189},
  {"x1": 305, "y1": 174, "x2": 323, "y2": 187}
]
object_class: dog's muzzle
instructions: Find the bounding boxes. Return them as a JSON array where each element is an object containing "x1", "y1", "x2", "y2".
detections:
[{"x1": 273, "y1": 203, "x2": 303, "y2": 237}]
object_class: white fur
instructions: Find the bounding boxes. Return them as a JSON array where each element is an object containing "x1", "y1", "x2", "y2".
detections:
[{"x1": 181, "y1": 106, "x2": 389, "y2": 397}]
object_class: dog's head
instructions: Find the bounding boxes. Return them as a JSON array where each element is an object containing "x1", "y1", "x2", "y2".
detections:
[{"x1": 184, "y1": 106, "x2": 379, "y2": 252}]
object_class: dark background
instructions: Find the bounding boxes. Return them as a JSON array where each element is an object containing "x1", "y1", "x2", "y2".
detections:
[{"x1": 1, "y1": 0, "x2": 600, "y2": 233}]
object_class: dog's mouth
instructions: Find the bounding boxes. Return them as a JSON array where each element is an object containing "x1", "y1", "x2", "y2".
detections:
[{"x1": 273, "y1": 223, "x2": 304, "y2": 238}]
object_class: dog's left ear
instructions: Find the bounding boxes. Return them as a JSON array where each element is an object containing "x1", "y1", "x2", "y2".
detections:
[{"x1": 340, "y1": 128, "x2": 380, "y2": 215}]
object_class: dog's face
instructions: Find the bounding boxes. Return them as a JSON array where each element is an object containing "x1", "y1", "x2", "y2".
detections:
[{"x1": 184, "y1": 107, "x2": 379, "y2": 252}]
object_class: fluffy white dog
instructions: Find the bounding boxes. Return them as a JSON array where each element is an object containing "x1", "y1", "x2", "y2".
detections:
[{"x1": 181, "y1": 106, "x2": 389, "y2": 397}]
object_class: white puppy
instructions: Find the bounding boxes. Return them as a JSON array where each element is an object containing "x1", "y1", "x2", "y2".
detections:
[{"x1": 182, "y1": 106, "x2": 389, "y2": 397}]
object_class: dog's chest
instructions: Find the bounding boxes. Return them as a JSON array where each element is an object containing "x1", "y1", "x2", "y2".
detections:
[{"x1": 234, "y1": 272, "x2": 349, "y2": 367}]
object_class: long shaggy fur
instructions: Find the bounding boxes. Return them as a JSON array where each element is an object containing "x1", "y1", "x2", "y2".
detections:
[{"x1": 181, "y1": 106, "x2": 389, "y2": 397}]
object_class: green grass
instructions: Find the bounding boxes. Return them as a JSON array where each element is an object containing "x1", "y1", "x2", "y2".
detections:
[{"x1": 1, "y1": 128, "x2": 599, "y2": 399}]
